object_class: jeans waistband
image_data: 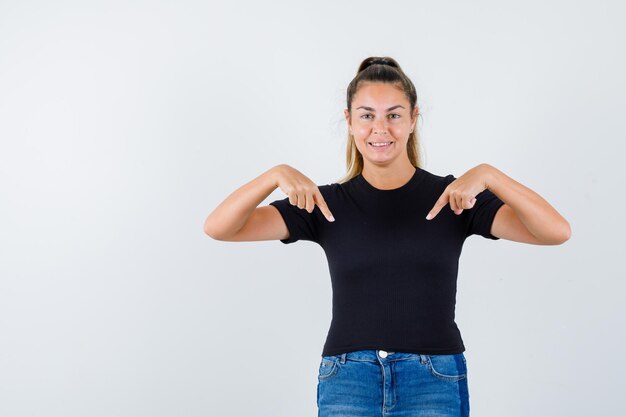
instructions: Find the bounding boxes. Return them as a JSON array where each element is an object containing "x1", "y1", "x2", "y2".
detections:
[{"x1": 328, "y1": 349, "x2": 430, "y2": 365}]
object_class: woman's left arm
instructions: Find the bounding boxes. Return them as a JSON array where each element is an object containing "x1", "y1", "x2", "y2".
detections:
[
  {"x1": 481, "y1": 163, "x2": 571, "y2": 245},
  {"x1": 426, "y1": 163, "x2": 572, "y2": 245}
]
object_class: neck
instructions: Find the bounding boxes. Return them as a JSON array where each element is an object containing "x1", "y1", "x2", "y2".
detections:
[{"x1": 361, "y1": 162, "x2": 416, "y2": 190}]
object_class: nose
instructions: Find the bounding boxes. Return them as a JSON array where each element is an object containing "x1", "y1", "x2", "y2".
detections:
[{"x1": 373, "y1": 119, "x2": 388, "y2": 136}]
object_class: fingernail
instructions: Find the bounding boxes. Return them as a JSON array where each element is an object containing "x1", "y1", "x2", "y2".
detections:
[
  {"x1": 329, "y1": 215, "x2": 335, "y2": 222},
  {"x1": 425, "y1": 213, "x2": 432, "y2": 220}
]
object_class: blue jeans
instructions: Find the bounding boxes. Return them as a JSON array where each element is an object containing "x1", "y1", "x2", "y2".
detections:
[{"x1": 317, "y1": 349, "x2": 469, "y2": 417}]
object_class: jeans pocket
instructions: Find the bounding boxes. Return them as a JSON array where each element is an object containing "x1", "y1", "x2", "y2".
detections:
[
  {"x1": 427, "y1": 353, "x2": 467, "y2": 382},
  {"x1": 318, "y1": 355, "x2": 340, "y2": 381}
]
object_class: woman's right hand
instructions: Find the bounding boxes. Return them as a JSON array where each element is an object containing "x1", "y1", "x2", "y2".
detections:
[{"x1": 273, "y1": 164, "x2": 335, "y2": 222}]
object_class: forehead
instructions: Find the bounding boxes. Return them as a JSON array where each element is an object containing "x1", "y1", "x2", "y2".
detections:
[{"x1": 353, "y1": 82, "x2": 408, "y2": 108}]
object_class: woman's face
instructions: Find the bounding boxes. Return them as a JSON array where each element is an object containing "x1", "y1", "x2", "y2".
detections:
[{"x1": 344, "y1": 82, "x2": 418, "y2": 167}]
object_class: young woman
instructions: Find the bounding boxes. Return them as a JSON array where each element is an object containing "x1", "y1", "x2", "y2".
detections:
[{"x1": 204, "y1": 56, "x2": 571, "y2": 417}]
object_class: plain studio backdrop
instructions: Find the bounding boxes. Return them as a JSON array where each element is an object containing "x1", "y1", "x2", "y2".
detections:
[{"x1": 1, "y1": 0, "x2": 623, "y2": 416}]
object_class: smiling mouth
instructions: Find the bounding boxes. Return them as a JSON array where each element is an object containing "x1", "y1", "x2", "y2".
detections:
[{"x1": 368, "y1": 141, "x2": 394, "y2": 148}]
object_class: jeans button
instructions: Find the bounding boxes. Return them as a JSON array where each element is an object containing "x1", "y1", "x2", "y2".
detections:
[{"x1": 378, "y1": 350, "x2": 388, "y2": 358}]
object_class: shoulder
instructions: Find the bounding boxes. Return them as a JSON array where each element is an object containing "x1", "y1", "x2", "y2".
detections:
[
  {"x1": 317, "y1": 179, "x2": 353, "y2": 196},
  {"x1": 316, "y1": 182, "x2": 343, "y2": 204},
  {"x1": 416, "y1": 167, "x2": 455, "y2": 187}
]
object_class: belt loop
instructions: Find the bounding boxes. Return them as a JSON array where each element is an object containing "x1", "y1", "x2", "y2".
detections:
[
  {"x1": 339, "y1": 353, "x2": 347, "y2": 364},
  {"x1": 419, "y1": 354, "x2": 428, "y2": 364}
]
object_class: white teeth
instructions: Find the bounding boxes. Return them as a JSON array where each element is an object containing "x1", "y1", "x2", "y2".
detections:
[{"x1": 370, "y1": 142, "x2": 392, "y2": 147}]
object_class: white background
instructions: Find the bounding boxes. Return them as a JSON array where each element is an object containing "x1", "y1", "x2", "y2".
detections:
[{"x1": 1, "y1": 0, "x2": 624, "y2": 416}]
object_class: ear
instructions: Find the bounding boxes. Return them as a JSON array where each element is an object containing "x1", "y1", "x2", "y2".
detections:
[
  {"x1": 344, "y1": 108, "x2": 352, "y2": 133},
  {"x1": 411, "y1": 106, "x2": 419, "y2": 127}
]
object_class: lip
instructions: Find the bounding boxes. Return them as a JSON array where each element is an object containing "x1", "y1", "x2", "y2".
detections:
[{"x1": 368, "y1": 141, "x2": 394, "y2": 150}]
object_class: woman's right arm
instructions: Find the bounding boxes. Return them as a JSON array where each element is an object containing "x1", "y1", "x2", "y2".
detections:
[{"x1": 203, "y1": 164, "x2": 334, "y2": 242}]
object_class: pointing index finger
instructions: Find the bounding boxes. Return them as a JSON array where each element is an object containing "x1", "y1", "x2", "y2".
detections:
[
  {"x1": 425, "y1": 191, "x2": 448, "y2": 220},
  {"x1": 314, "y1": 191, "x2": 335, "y2": 222}
]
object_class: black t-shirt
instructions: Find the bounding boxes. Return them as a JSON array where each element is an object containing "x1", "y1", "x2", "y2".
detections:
[{"x1": 269, "y1": 167, "x2": 505, "y2": 357}]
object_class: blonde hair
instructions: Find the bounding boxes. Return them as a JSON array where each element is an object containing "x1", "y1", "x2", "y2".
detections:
[{"x1": 336, "y1": 56, "x2": 424, "y2": 184}]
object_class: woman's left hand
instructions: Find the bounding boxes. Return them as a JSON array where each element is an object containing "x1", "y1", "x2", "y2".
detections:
[{"x1": 425, "y1": 164, "x2": 492, "y2": 220}]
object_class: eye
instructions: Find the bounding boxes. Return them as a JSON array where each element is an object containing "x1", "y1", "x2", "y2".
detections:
[{"x1": 360, "y1": 113, "x2": 401, "y2": 119}]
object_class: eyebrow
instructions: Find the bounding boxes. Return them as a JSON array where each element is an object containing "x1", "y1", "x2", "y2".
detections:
[{"x1": 355, "y1": 105, "x2": 405, "y2": 111}]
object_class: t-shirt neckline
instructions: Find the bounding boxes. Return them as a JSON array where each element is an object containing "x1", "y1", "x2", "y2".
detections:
[{"x1": 355, "y1": 167, "x2": 425, "y2": 194}]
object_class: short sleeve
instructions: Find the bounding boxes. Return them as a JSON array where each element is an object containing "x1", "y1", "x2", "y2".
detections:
[
  {"x1": 466, "y1": 188, "x2": 505, "y2": 240},
  {"x1": 445, "y1": 174, "x2": 505, "y2": 240},
  {"x1": 269, "y1": 197, "x2": 320, "y2": 244}
]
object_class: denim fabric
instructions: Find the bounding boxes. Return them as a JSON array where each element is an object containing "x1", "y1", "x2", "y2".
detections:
[{"x1": 317, "y1": 349, "x2": 469, "y2": 417}]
